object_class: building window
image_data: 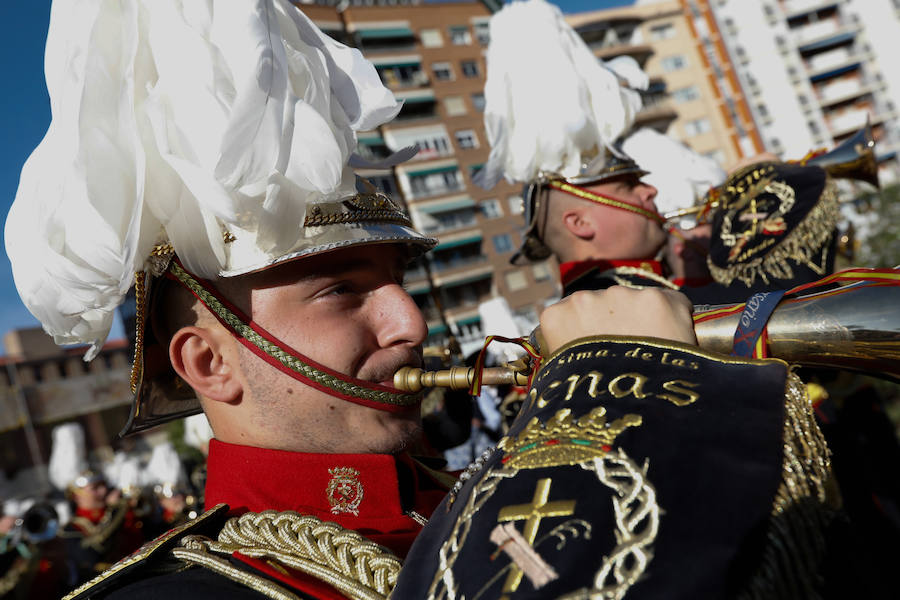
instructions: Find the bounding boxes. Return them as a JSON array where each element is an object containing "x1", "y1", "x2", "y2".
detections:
[
  {"x1": 409, "y1": 169, "x2": 463, "y2": 198},
  {"x1": 367, "y1": 174, "x2": 400, "y2": 197},
  {"x1": 471, "y1": 93, "x2": 486, "y2": 112},
  {"x1": 461, "y1": 60, "x2": 480, "y2": 78},
  {"x1": 411, "y1": 136, "x2": 452, "y2": 159},
  {"x1": 455, "y1": 129, "x2": 479, "y2": 149},
  {"x1": 532, "y1": 262, "x2": 552, "y2": 282},
  {"x1": 479, "y1": 198, "x2": 502, "y2": 218},
  {"x1": 757, "y1": 104, "x2": 768, "y2": 117},
  {"x1": 420, "y1": 28, "x2": 443, "y2": 48},
  {"x1": 493, "y1": 233, "x2": 514, "y2": 253},
  {"x1": 505, "y1": 270, "x2": 528, "y2": 292},
  {"x1": 684, "y1": 118, "x2": 711, "y2": 136},
  {"x1": 449, "y1": 26, "x2": 472, "y2": 45},
  {"x1": 432, "y1": 62, "x2": 454, "y2": 81},
  {"x1": 444, "y1": 96, "x2": 467, "y2": 116},
  {"x1": 671, "y1": 85, "x2": 700, "y2": 103},
  {"x1": 808, "y1": 120, "x2": 820, "y2": 135},
  {"x1": 473, "y1": 21, "x2": 490, "y2": 46},
  {"x1": 376, "y1": 64, "x2": 426, "y2": 88},
  {"x1": 468, "y1": 164, "x2": 484, "y2": 179},
  {"x1": 661, "y1": 54, "x2": 688, "y2": 72},
  {"x1": 649, "y1": 23, "x2": 675, "y2": 41},
  {"x1": 507, "y1": 195, "x2": 524, "y2": 215}
]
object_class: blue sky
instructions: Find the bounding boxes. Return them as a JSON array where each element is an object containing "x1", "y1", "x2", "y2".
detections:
[{"x1": 0, "y1": 0, "x2": 633, "y2": 354}]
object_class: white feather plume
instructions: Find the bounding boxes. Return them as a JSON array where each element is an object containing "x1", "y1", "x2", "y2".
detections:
[
  {"x1": 6, "y1": 0, "x2": 403, "y2": 357},
  {"x1": 48, "y1": 423, "x2": 88, "y2": 491},
  {"x1": 622, "y1": 128, "x2": 726, "y2": 217},
  {"x1": 476, "y1": 0, "x2": 641, "y2": 189},
  {"x1": 145, "y1": 442, "x2": 187, "y2": 486}
]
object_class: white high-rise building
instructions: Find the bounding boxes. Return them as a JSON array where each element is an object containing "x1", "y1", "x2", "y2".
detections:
[{"x1": 681, "y1": 0, "x2": 900, "y2": 184}]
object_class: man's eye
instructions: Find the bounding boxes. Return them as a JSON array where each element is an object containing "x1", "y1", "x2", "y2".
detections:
[{"x1": 328, "y1": 284, "x2": 352, "y2": 295}]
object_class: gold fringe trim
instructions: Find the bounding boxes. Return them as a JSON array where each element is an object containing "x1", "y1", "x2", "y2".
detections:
[
  {"x1": 739, "y1": 372, "x2": 837, "y2": 600},
  {"x1": 709, "y1": 178, "x2": 840, "y2": 287},
  {"x1": 177, "y1": 510, "x2": 402, "y2": 600}
]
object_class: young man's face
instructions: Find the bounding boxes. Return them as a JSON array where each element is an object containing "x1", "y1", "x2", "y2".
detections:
[
  {"x1": 219, "y1": 244, "x2": 428, "y2": 454},
  {"x1": 553, "y1": 174, "x2": 667, "y2": 261},
  {"x1": 72, "y1": 481, "x2": 109, "y2": 510}
]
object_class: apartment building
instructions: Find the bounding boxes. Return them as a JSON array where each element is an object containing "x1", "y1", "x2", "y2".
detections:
[
  {"x1": 297, "y1": 1, "x2": 559, "y2": 354},
  {"x1": 566, "y1": 0, "x2": 760, "y2": 169},
  {"x1": 691, "y1": 0, "x2": 900, "y2": 184}
]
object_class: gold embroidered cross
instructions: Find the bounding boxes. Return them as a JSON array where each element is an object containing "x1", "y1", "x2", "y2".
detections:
[{"x1": 496, "y1": 477, "x2": 575, "y2": 594}]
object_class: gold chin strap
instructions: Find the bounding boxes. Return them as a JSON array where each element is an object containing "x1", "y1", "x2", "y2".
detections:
[{"x1": 548, "y1": 180, "x2": 665, "y2": 225}]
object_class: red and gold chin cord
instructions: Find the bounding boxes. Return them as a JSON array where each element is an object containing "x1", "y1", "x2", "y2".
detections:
[{"x1": 166, "y1": 260, "x2": 422, "y2": 413}]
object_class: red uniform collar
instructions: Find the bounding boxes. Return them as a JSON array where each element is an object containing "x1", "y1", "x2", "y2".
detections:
[
  {"x1": 559, "y1": 259, "x2": 664, "y2": 287},
  {"x1": 74, "y1": 506, "x2": 106, "y2": 524},
  {"x1": 204, "y1": 439, "x2": 448, "y2": 559}
]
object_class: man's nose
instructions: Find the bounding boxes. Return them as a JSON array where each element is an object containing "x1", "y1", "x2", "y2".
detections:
[
  {"x1": 640, "y1": 183, "x2": 659, "y2": 208},
  {"x1": 374, "y1": 284, "x2": 428, "y2": 348}
]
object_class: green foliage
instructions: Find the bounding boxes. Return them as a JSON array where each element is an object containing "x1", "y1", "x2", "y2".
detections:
[
  {"x1": 857, "y1": 183, "x2": 900, "y2": 268},
  {"x1": 164, "y1": 418, "x2": 205, "y2": 465}
]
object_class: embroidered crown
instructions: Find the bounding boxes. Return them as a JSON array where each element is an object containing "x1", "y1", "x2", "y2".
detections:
[{"x1": 498, "y1": 407, "x2": 641, "y2": 469}]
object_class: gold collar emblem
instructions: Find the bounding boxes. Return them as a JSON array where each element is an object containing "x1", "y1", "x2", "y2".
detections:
[{"x1": 326, "y1": 467, "x2": 364, "y2": 516}]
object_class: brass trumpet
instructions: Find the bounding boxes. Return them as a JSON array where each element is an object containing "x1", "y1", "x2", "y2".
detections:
[
  {"x1": 394, "y1": 283, "x2": 900, "y2": 391},
  {"x1": 663, "y1": 122, "x2": 880, "y2": 223}
]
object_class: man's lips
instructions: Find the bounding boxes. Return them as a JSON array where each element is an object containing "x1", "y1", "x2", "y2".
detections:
[{"x1": 366, "y1": 355, "x2": 423, "y2": 391}]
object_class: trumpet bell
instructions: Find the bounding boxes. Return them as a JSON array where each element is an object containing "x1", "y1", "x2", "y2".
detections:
[{"x1": 806, "y1": 120, "x2": 879, "y2": 189}]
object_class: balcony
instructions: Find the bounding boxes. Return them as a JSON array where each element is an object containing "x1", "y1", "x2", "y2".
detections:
[
  {"x1": 393, "y1": 89, "x2": 438, "y2": 122},
  {"x1": 782, "y1": 0, "x2": 841, "y2": 21},
  {"x1": 373, "y1": 57, "x2": 429, "y2": 90},
  {"x1": 413, "y1": 196, "x2": 478, "y2": 235},
  {"x1": 405, "y1": 162, "x2": 465, "y2": 200},
  {"x1": 353, "y1": 25, "x2": 417, "y2": 54},
  {"x1": 806, "y1": 45, "x2": 858, "y2": 73},
  {"x1": 818, "y1": 81, "x2": 874, "y2": 108},
  {"x1": 795, "y1": 23, "x2": 859, "y2": 54},
  {"x1": 430, "y1": 238, "x2": 488, "y2": 275},
  {"x1": 635, "y1": 85, "x2": 677, "y2": 131},
  {"x1": 827, "y1": 108, "x2": 872, "y2": 137},
  {"x1": 830, "y1": 109, "x2": 896, "y2": 140}
]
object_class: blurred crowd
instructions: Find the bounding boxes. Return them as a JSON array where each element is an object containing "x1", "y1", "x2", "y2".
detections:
[{"x1": 0, "y1": 416, "x2": 212, "y2": 598}]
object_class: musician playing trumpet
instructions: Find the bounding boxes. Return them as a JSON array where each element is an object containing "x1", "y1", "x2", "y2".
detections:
[{"x1": 393, "y1": 0, "x2": 892, "y2": 598}]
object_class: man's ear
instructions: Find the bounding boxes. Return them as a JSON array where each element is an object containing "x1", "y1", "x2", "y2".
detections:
[
  {"x1": 169, "y1": 327, "x2": 242, "y2": 404},
  {"x1": 561, "y1": 208, "x2": 595, "y2": 241}
]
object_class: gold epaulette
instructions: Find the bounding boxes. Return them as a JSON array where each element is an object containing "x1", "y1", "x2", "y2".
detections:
[
  {"x1": 65, "y1": 504, "x2": 405, "y2": 600},
  {"x1": 173, "y1": 510, "x2": 402, "y2": 600},
  {"x1": 63, "y1": 504, "x2": 231, "y2": 600}
]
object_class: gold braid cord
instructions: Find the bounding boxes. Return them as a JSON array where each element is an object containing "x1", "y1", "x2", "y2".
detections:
[
  {"x1": 172, "y1": 510, "x2": 402, "y2": 600},
  {"x1": 578, "y1": 451, "x2": 660, "y2": 600},
  {"x1": 169, "y1": 261, "x2": 421, "y2": 407},
  {"x1": 739, "y1": 372, "x2": 836, "y2": 600},
  {"x1": 709, "y1": 179, "x2": 840, "y2": 287},
  {"x1": 607, "y1": 267, "x2": 679, "y2": 291}
]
